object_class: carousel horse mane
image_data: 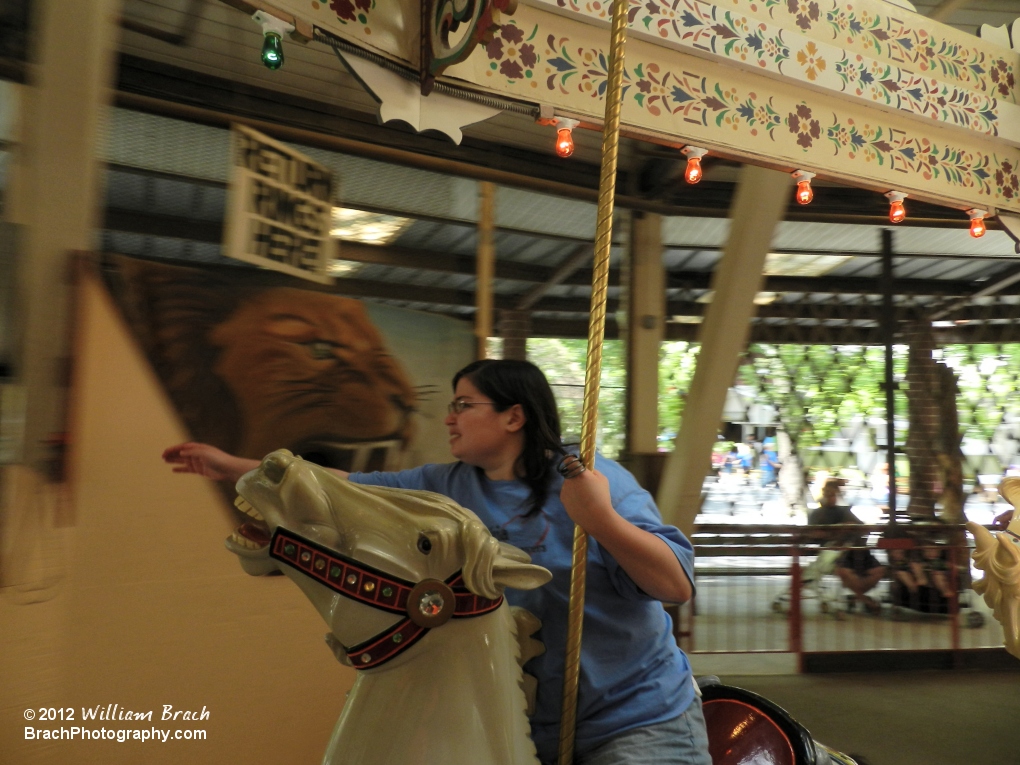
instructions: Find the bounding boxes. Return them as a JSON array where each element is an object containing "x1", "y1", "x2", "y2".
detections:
[
  {"x1": 968, "y1": 477, "x2": 1020, "y2": 660},
  {"x1": 227, "y1": 450, "x2": 552, "y2": 765}
]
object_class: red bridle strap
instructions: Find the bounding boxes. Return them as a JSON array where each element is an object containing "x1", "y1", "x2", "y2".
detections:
[{"x1": 270, "y1": 527, "x2": 503, "y2": 669}]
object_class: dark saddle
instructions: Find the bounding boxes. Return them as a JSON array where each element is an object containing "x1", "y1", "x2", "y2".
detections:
[{"x1": 700, "y1": 679, "x2": 860, "y2": 765}]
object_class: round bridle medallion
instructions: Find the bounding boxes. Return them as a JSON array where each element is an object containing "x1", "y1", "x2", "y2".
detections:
[{"x1": 407, "y1": 579, "x2": 456, "y2": 628}]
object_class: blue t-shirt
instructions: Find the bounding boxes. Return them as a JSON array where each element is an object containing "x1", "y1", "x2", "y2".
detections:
[{"x1": 349, "y1": 454, "x2": 697, "y2": 762}]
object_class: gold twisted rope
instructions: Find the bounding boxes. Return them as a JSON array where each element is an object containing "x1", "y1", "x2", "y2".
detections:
[{"x1": 557, "y1": 0, "x2": 629, "y2": 761}]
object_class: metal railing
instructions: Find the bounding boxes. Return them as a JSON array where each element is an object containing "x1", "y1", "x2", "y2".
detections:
[{"x1": 674, "y1": 524, "x2": 1001, "y2": 662}]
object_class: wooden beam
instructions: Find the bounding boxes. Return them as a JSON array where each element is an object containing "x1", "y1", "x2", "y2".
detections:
[
  {"x1": 103, "y1": 208, "x2": 223, "y2": 243},
  {"x1": 516, "y1": 244, "x2": 593, "y2": 310},
  {"x1": 930, "y1": 264, "x2": 1020, "y2": 320},
  {"x1": 658, "y1": 165, "x2": 792, "y2": 534},
  {"x1": 627, "y1": 212, "x2": 665, "y2": 454},
  {"x1": 328, "y1": 276, "x2": 615, "y2": 313},
  {"x1": 113, "y1": 55, "x2": 1002, "y2": 228},
  {"x1": 476, "y1": 182, "x2": 495, "y2": 358}
]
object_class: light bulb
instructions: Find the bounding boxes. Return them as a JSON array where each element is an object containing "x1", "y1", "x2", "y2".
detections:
[
  {"x1": 252, "y1": 11, "x2": 293, "y2": 71},
  {"x1": 968, "y1": 209, "x2": 987, "y2": 238},
  {"x1": 791, "y1": 170, "x2": 815, "y2": 205},
  {"x1": 262, "y1": 31, "x2": 284, "y2": 69},
  {"x1": 889, "y1": 200, "x2": 905, "y2": 223},
  {"x1": 796, "y1": 180, "x2": 813, "y2": 205},
  {"x1": 680, "y1": 146, "x2": 708, "y2": 185},
  {"x1": 885, "y1": 191, "x2": 907, "y2": 224},
  {"x1": 685, "y1": 156, "x2": 703, "y2": 184},
  {"x1": 555, "y1": 127, "x2": 574, "y2": 158}
]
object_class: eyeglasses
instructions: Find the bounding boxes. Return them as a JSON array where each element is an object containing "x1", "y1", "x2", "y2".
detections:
[{"x1": 447, "y1": 399, "x2": 498, "y2": 415}]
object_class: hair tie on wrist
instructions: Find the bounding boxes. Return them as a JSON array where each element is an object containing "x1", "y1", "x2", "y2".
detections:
[{"x1": 557, "y1": 456, "x2": 586, "y2": 479}]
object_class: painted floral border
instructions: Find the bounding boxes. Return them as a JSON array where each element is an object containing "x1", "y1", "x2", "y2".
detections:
[
  {"x1": 544, "y1": 0, "x2": 1017, "y2": 106},
  {"x1": 478, "y1": 17, "x2": 1020, "y2": 207},
  {"x1": 774, "y1": 0, "x2": 1016, "y2": 102},
  {"x1": 664, "y1": 1, "x2": 1000, "y2": 136}
]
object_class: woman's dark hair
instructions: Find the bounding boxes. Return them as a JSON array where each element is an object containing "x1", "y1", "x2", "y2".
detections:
[{"x1": 453, "y1": 359, "x2": 565, "y2": 514}]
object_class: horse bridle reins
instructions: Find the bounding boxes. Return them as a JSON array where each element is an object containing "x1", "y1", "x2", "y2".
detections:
[{"x1": 269, "y1": 527, "x2": 503, "y2": 669}]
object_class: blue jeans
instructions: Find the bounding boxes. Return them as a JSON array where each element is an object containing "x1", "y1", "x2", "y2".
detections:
[{"x1": 544, "y1": 697, "x2": 712, "y2": 765}]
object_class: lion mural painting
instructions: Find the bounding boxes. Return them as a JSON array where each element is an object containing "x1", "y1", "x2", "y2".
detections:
[
  {"x1": 104, "y1": 254, "x2": 446, "y2": 481},
  {"x1": 208, "y1": 287, "x2": 417, "y2": 464}
]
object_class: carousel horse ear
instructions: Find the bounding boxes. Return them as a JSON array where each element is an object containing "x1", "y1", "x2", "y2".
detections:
[
  {"x1": 491, "y1": 557, "x2": 553, "y2": 593},
  {"x1": 967, "y1": 521, "x2": 994, "y2": 556},
  {"x1": 459, "y1": 520, "x2": 552, "y2": 598},
  {"x1": 498, "y1": 542, "x2": 534, "y2": 563},
  {"x1": 1000, "y1": 477, "x2": 1020, "y2": 511}
]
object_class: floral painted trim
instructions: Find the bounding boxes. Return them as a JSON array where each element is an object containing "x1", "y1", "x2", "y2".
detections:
[
  {"x1": 535, "y1": 0, "x2": 1010, "y2": 135},
  {"x1": 542, "y1": 0, "x2": 1016, "y2": 106},
  {"x1": 817, "y1": 3, "x2": 1015, "y2": 100},
  {"x1": 478, "y1": 14, "x2": 1019, "y2": 207}
]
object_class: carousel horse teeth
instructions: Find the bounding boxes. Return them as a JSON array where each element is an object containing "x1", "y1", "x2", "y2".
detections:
[{"x1": 234, "y1": 496, "x2": 264, "y2": 520}]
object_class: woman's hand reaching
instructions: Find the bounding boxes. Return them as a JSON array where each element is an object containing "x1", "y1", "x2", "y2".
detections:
[{"x1": 162, "y1": 442, "x2": 260, "y2": 484}]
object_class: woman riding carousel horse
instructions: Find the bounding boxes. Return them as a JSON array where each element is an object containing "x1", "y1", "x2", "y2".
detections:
[{"x1": 164, "y1": 358, "x2": 711, "y2": 765}]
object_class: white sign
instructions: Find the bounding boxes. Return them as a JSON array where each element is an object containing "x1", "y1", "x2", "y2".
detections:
[{"x1": 225, "y1": 125, "x2": 335, "y2": 284}]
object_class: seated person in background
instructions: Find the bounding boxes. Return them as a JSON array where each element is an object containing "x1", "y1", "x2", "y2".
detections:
[
  {"x1": 888, "y1": 543, "x2": 954, "y2": 614},
  {"x1": 887, "y1": 547, "x2": 914, "y2": 589},
  {"x1": 913, "y1": 543, "x2": 955, "y2": 600},
  {"x1": 808, "y1": 478, "x2": 886, "y2": 614}
]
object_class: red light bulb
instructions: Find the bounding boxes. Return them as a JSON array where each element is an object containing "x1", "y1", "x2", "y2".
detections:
[
  {"x1": 795, "y1": 179, "x2": 813, "y2": 205},
  {"x1": 685, "y1": 156, "x2": 703, "y2": 184},
  {"x1": 889, "y1": 199, "x2": 906, "y2": 223},
  {"x1": 555, "y1": 127, "x2": 574, "y2": 158},
  {"x1": 970, "y1": 214, "x2": 986, "y2": 238}
]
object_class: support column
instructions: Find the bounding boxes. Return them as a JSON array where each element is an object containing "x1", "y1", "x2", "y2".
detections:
[
  {"x1": 656, "y1": 165, "x2": 791, "y2": 534},
  {"x1": 1, "y1": 2, "x2": 119, "y2": 759},
  {"x1": 5, "y1": 0, "x2": 119, "y2": 479},
  {"x1": 499, "y1": 309, "x2": 530, "y2": 360},
  {"x1": 881, "y1": 230, "x2": 899, "y2": 523},
  {"x1": 626, "y1": 211, "x2": 664, "y2": 455},
  {"x1": 475, "y1": 182, "x2": 496, "y2": 359}
]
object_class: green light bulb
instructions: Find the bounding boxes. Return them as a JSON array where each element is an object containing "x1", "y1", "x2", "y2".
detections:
[{"x1": 261, "y1": 31, "x2": 284, "y2": 70}]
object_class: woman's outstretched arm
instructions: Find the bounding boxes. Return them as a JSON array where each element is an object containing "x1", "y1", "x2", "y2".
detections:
[
  {"x1": 162, "y1": 442, "x2": 261, "y2": 483},
  {"x1": 163, "y1": 442, "x2": 351, "y2": 482}
]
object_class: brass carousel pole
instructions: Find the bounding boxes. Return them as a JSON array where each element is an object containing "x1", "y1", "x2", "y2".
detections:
[{"x1": 557, "y1": 0, "x2": 629, "y2": 761}]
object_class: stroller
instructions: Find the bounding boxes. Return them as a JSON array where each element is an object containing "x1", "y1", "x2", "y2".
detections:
[{"x1": 772, "y1": 548, "x2": 844, "y2": 615}]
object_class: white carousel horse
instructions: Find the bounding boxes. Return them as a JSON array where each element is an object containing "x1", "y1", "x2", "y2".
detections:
[
  {"x1": 967, "y1": 477, "x2": 1020, "y2": 661},
  {"x1": 226, "y1": 449, "x2": 552, "y2": 765}
]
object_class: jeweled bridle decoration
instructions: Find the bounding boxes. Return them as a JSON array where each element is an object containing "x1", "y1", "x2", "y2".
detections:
[{"x1": 269, "y1": 527, "x2": 503, "y2": 669}]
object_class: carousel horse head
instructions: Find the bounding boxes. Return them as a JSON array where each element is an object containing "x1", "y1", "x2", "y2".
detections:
[
  {"x1": 225, "y1": 449, "x2": 551, "y2": 765},
  {"x1": 967, "y1": 477, "x2": 1020, "y2": 660}
]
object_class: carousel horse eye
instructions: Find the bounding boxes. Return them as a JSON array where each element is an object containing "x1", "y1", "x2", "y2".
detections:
[{"x1": 417, "y1": 534, "x2": 432, "y2": 555}]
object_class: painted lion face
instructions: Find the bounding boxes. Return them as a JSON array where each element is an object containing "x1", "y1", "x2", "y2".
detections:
[{"x1": 209, "y1": 288, "x2": 417, "y2": 469}]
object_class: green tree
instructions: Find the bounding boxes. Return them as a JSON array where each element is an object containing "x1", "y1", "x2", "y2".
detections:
[
  {"x1": 527, "y1": 338, "x2": 626, "y2": 457},
  {"x1": 658, "y1": 342, "x2": 701, "y2": 448}
]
